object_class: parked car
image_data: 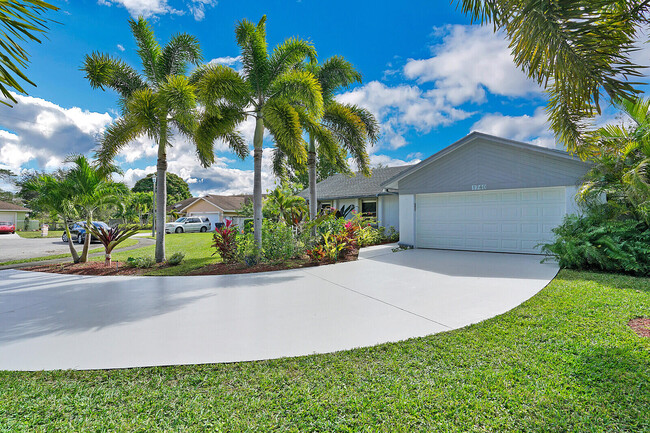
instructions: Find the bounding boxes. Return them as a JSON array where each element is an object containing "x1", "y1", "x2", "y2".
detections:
[
  {"x1": 62, "y1": 221, "x2": 110, "y2": 244},
  {"x1": 165, "y1": 216, "x2": 212, "y2": 234},
  {"x1": 0, "y1": 221, "x2": 15, "y2": 234}
]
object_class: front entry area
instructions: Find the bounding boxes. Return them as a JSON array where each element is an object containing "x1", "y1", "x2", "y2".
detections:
[{"x1": 415, "y1": 187, "x2": 567, "y2": 254}]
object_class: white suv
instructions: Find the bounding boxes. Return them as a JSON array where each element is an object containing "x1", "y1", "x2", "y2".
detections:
[{"x1": 165, "y1": 216, "x2": 212, "y2": 234}]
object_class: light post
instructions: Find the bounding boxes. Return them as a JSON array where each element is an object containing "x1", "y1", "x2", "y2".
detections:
[{"x1": 151, "y1": 174, "x2": 156, "y2": 238}]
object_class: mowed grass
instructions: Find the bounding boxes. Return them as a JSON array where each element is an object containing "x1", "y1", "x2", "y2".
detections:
[
  {"x1": 0, "y1": 238, "x2": 140, "y2": 266},
  {"x1": 16, "y1": 230, "x2": 64, "y2": 239},
  {"x1": 1, "y1": 270, "x2": 649, "y2": 431},
  {"x1": 96, "y1": 231, "x2": 219, "y2": 275}
]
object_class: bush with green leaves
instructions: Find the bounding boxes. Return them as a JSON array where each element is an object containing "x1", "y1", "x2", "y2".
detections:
[
  {"x1": 542, "y1": 213, "x2": 650, "y2": 276},
  {"x1": 166, "y1": 252, "x2": 185, "y2": 266},
  {"x1": 125, "y1": 256, "x2": 156, "y2": 269}
]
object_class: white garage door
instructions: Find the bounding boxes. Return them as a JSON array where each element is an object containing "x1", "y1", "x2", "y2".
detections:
[{"x1": 415, "y1": 187, "x2": 566, "y2": 254}]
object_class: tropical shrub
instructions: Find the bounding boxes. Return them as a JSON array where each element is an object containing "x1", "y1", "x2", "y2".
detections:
[
  {"x1": 85, "y1": 223, "x2": 140, "y2": 266},
  {"x1": 260, "y1": 220, "x2": 299, "y2": 263},
  {"x1": 126, "y1": 256, "x2": 156, "y2": 268},
  {"x1": 167, "y1": 252, "x2": 185, "y2": 266},
  {"x1": 212, "y1": 220, "x2": 238, "y2": 263},
  {"x1": 542, "y1": 213, "x2": 650, "y2": 276}
]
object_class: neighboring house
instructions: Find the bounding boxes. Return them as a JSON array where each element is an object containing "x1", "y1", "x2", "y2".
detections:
[
  {"x1": 0, "y1": 201, "x2": 31, "y2": 229},
  {"x1": 304, "y1": 132, "x2": 591, "y2": 254},
  {"x1": 170, "y1": 195, "x2": 253, "y2": 227},
  {"x1": 298, "y1": 165, "x2": 413, "y2": 230}
]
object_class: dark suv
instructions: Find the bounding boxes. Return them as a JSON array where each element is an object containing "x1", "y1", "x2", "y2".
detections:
[{"x1": 62, "y1": 221, "x2": 109, "y2": 244}]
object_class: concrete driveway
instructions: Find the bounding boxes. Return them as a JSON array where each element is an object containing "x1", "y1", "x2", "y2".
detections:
[
  {"x1": 0, "y1": 233, "x2": 73, "y2": 262},
  {"x1": 0, "y1": 245, "x2": 558, "y2": 371}
]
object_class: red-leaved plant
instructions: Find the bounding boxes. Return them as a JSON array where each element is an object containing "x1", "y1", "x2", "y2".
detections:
[
  {"x1": 212, "y1": 219, "x2": 238, "y2": 263},
  {"x1": 84, "y1": 224, "x2": 141, "y2": 266}
]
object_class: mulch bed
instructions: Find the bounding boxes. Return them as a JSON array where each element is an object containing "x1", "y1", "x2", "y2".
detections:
[
  {"x1": 628, "y1": 317, "x2": 650, "y2": 338},
  {"x1": 23, "y1": 250, "x2": 360, "y2": 277}
]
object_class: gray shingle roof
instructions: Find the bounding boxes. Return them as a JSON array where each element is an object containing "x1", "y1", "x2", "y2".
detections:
[{"x1": 298, "y1": 165, "x2": 414, "y2": 201}]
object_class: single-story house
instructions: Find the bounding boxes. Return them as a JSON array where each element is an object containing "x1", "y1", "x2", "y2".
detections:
[
  {"x1": 306, "y1": 132, "x2": 592, "y2": 254},
  {"x1": 170, "y1": 195, "x2": 253, "y2": 226},
  {"x1": 297, "y1": 165, "x2": 413, "y2": 230},
  {"x1": 0, "y1": 201, "x2": 31, "y2": 229}
]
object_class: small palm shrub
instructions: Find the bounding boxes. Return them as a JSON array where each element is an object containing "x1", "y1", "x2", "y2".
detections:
[
  {"x1": 212, "y1": 219, "x2": 238, "y2": 263},
  {"x1": 167, "y1": 252, "x2": 185, "y2": 266},
  {"x1": 542, "y1": 214, "x2": 650, "y2": 276}
]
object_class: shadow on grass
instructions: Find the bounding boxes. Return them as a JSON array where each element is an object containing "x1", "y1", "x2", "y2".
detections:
[{"x1": 558, "y1": 269, "x2": 650, "y2": 293}]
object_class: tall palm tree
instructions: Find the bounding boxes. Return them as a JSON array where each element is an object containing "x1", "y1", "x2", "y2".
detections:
[
  {"x1": 0, "y1": 0, "x2": 58, "y2": 106},
  {"x1": 276, "y1": 56, "x2": 379, "y2": 220},
  {"x1": 82, "y1": 17, "x2": 201, "y2": 262},
  {"x1": 65, "y1": 155, "x2": 122, "y2": 262},
  {"x1": 23, "y1": 174, "x2": 81, "y2": 263},
  {"x1": 457, "y1": 0, "x2": 650, "y2": 152},
  {"x1": 193, "y1": 15, "x2": 323, "y2": 248}
]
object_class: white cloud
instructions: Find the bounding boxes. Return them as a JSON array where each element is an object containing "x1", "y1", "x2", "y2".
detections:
[
  {"x1": 337, "y1": 81, "x2": 472, "y2": 150},
  {"x1": 97, "y1": 0, "x2": 216, "y2": 20},
  {"x1": 208, "y1": 56, "x2": 242, "y2": 66},
  {"x1": 117, "y1": 44, "x2": 125, "y2": 52},
  {"x1": 0, "y1": 92, "x2": 113, "y2": 169},
  {"x1": 368, "y1": 154, "x2": 421, "y2": 168},
  {"x1": 404, "y1": 25, "x2": 541, "y2": 105},
  {"x1": 470, "y1": 107, "x2": 557, "y2": 148}
]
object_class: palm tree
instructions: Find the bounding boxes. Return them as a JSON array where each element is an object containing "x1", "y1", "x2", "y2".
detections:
[
  {"x1": 65, "y1": 155, "x2": 122, "y2": 262},
  {"x1": 265, "y1": 185, "x2": 307, "y2": 225},
  {"x1": 82, "y1": 17, "x2": 201, "y2": 262},
  {"x1": 278, "y1": 56, "x2": 379, "y2": 220},
  {"x1": 0, "y1": 1, "x2": 58, "y2": 106},
  {"x1": 581, "y1": 97, "x2": 650, "y2": 223},
  {"x1": 457, "y1": 0, "x2": 650, "y2": 152},
  {"x1": 22, "y1": 174, "x2": 81, "y2": 263},
  {"x1": 193, "y1": 15, "x2": 323, "y2": 248}
]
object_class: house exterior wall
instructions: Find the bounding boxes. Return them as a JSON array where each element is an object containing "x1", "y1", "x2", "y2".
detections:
[
  {"x1": 379, "y1": 195, "x2": 399, "y2": 229},
  {"x1": 398, "y1": 138, "x2": 590, "y2": 195},
  {"x1": 184, "y1": 200, "x2": 222, "y2": 213},
  {"x1": 334, "y1": 198, "x2": 358, "y2": 219},
  {"x1": 398, "y1": 194, "x2": 415, "y2": 246}
]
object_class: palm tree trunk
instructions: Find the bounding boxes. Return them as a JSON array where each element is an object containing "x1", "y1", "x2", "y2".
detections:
[
  {"x1": 80, "y1": 211, "x2": 92, "y2": 262},
  {"x1": 63, "y1": 220, "x2": 80, "y2": 263},
  {"x1": 308, "y1": 133, "x2": 317, "y2": 221},
  {"x1": 253, "y1": 115, "x2": 264, "y2": 249},
  {"x1": 155, "y1": 133, "x2": 168, "y2": 263}
]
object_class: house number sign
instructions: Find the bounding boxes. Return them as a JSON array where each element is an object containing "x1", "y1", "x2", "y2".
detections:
[{"x1": 471, "y1": 184, "x2": 487, "y2": 191}]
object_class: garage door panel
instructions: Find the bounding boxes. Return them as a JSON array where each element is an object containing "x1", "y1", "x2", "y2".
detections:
[{"x1": 416, "y1": 187, "x2": 566, "y2": 254}]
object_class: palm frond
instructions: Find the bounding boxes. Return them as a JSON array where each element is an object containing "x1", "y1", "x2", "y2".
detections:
[
  {"x1": 82, "y1": 52, "x2": 146, "y2": 100},
  {"x1": 270, "y1": 69, "x2": 323, "y2": 117},
  {"x1": 268, "y1": 38, "x2": 317, "y2": 81},
  {"x1": 0, "y1": 0, "x2": 58, "y2": 105},
  {"x1": 235, "y1": 16, "x2": 269, "y2": 95},
  {"x1": 95, "y1": 116, "x2": 143, "y2": 167},
  {"x1": 263, "y1": 99, "x2": 307, "y2": 165},
  {"x1": 129, "y1": 17, "x2": 162, "y2": 84},
  {"x1": 195, "y1": 105, "x2": 248, "y2": 166},
  {"x1": 315, "y1": 55, "x2": 361, "y2": 100},
  {"x1": 158, "y1": 32, "x2": 202, "y2": 78},
  {"x1": 192, "y1": 63, "x2": 250, "y2": 108}
]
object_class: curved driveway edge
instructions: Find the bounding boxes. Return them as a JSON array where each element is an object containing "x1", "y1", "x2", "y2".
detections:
[{"x1": 0, "y1": 246, "x2": 558, "y2": 371}]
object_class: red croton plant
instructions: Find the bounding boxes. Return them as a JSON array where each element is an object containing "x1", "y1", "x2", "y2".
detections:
[
  {"x1": 85, "y1": 224, "x2": 141, "y2": 266},
  {"x1": 212, "y1": 219, "x2": 238, "y2": 263}
]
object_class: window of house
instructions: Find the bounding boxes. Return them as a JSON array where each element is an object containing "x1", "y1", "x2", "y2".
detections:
[
  {"x1": 361, "y1": 200, "x2": 377, "y2": 217},
  {"x1": 320, "y1": 202, "x2": 332, "y2": 211}
]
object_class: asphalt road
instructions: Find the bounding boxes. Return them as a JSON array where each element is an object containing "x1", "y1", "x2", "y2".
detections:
[{"x1": 0, "y1": 233, "x2": 73, "y2": 262}]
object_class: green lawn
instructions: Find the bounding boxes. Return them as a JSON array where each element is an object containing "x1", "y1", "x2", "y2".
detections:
[
  {"x1": 16, "y1": 230, "x2": 64, "y2": 239},
  {"x1": 0, "y1": 238, "x2": 140, "y2": 266},
  {"x1": 96, "y1": 232, "x2": 219, "y2": 275},
  {"x1": 1, "y1": 270, "x2": 648, "y2": 431}
]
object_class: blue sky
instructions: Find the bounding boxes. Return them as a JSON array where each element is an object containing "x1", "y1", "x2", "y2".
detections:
[{"x1": 0, "y1": 0, "x2": 646, "y2": 195}]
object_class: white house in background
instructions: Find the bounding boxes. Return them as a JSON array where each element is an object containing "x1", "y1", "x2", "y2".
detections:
[
  {"x1": 298, "y1": 165, "x2": 413, "y2": 230},
  {"x1": 0, "y1": 201, "x2": 31, "y2": 229},
  {"x1": 305, "y1": 132, "x2": 592, "y2": 254}
]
